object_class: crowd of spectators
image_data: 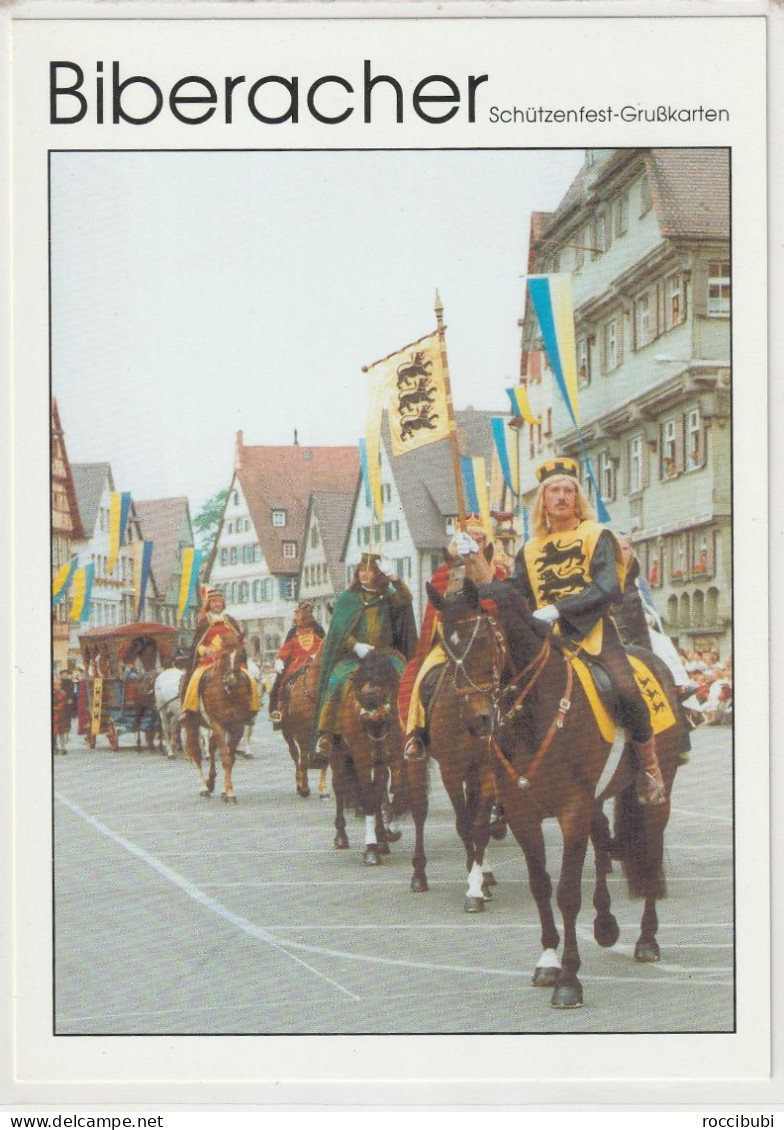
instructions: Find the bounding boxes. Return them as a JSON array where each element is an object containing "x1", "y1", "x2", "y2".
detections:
[{"x1": 680, "y1": 648, "x2": 733, "y2": 726}]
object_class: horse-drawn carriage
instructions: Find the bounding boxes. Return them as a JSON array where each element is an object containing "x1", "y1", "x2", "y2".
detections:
[{"x1": 76, "y1": 623, "x2": 183, "y2": 751}]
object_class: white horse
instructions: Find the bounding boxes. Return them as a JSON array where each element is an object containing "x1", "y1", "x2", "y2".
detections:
[
  {"x1": 236, "y1": 658, "x2": 263, "y2": 758},
  {"x1": 154, "y1": 667, "x2": 184, "y2": 760}
]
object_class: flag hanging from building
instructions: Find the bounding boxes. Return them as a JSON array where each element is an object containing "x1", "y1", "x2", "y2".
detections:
[
  {"x1": 52, "y1": 558, "x2": 77, "y2": 606},
  {"x1": 358, "y1": 438, "x2": 373, "y2": 510},
  {"x1": 178, "y1": 547, "x2": 202, "y2": 622},
  {"x1": 526, "y1": 274, "x2": 580, "y2": 427},
  {"x1": 491, "y1": 417, "x2": 520, "y2": 497},
  {"x1": 133, "y1": 541, "x2": 154, "y2": 621},
  {"x1": 506, "y1": 385, "x2": 541, "y2": 427},
  {"x1": 108, "y1": 491, "x2": 132, "y2": 575},
  {"x1": 365, "y1": 331, "x2": 451, "y2": 457},
  {"x1": 69, "y1": 563, "x2": 95, "y2": 622},
  {"x1": 460, "y1": 456, "x2": 493, "y2": 540},
  {"x1": 363, "y1": 370, "x2": 386, "y2": 533}
]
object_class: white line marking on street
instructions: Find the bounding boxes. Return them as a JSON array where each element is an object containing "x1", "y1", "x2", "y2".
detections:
[{"x1": 55, "y1": 792, "x2": 362, "y2": 1002}]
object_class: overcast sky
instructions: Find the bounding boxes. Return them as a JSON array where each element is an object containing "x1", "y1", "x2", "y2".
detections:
[{"x1": 51, "y1": 148, "x2": 583, "y2": 517}]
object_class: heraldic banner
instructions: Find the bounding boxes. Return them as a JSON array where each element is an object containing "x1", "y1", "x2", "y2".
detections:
[{"x1": 377, "y1": 331, "x2": 451, "y2": 456}]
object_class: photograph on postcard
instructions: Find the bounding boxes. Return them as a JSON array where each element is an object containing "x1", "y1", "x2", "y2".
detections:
[{"x1": 49, "y1": 145, "x2": 734, "y2": 1036}]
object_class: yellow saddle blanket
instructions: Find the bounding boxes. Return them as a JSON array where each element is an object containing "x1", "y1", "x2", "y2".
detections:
[{"x1": 572, "y1": 653, "x2": 677, "y2": 744}]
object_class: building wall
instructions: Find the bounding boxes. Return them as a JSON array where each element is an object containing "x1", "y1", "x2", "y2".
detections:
[{"x1": 298, "y1": 510, "x2": 336, "y2": 631}]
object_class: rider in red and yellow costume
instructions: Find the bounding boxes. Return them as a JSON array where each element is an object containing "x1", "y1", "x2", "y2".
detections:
[
  {"x1": 269, "y1": 602, "x2": 325, "y2": 727},
  {"x1": 181, "y1": 589, "x2": 260, "y2": 720}
]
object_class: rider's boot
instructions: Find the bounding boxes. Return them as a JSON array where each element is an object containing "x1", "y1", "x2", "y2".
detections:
[
  {"x1": 633, "y1": 735, "x2": 666, "y2": 805},
  {"x1": 312, "y1": 732, "x2": 337, "y2": 768},
  {"x1": 404, "y1": 728, "x2": 428, "y2": 761}
]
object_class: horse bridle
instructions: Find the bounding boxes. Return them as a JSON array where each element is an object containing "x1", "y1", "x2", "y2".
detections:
[{"x1": 439, "y1": 613, "x2": 508, "y2": 705}]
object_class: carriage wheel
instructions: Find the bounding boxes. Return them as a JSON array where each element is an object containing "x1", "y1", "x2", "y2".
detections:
[{"x1": 106, "y1": 722, "x2": 119, "y2": 751}]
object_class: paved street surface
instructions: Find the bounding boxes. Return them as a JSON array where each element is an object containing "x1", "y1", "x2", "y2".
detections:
[{"x1": 54, "y1": 717, "x2": 733, "y2": 1035}]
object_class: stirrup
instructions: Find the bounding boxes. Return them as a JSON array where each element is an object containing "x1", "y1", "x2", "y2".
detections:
[
  {"x1": 636, "y1": 771, "x2": 666, "y2": 806},
  {"x1": 404, "y1": 734, "x2": 427, "y2": 762}
]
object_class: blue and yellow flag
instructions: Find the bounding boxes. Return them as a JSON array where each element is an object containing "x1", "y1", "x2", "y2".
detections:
[
  {"x1": 358, "y1": 436, "x2": 381, "y2": 521},
  {"x1": 108, "y1": 492, "x2": 132, "y2": 575},
  {"x1": 506, "y1": 385, "x2": 541, "y2": 427},
  {"x1": 460, "y1": 456, "x2": 492, "y2": 540},
  {"x1": 526, "y1": 275, "x2": 580, "y2": 427},
  {"x1": 52, "y1": 559, "x2": 77, "y2": 607},
  {"x1": 178, "y1": 547, "x2": 202, "y2": 622},
  {"x1": 134, "y1": 541, "x2": 154, "y2": 621},
  {"x1": 69, "y1": 563, "x2": 95, "y2": 622},
  {"x1": 491, "y1": 417, "x2": 520, "y2": 496}
]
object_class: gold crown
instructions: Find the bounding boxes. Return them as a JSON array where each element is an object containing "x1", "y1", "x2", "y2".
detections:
[{"x1": 535, "y1": 457, "x2": 580, "y2": 484}]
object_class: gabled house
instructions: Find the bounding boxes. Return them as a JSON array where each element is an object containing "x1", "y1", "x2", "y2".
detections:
[
  {"x1": 206, "y1": 432, "x2": 360, "y2": 664},
  {"x1": 51, "y1": 398, "x2": 84, "y2": 671},
  {"x1": 343, "y1": 407, "x2": 505, "y2": 626},
  {"x1": 69, "y1": 464, "x2": 159, "y2": 656},
  {"x1": 520, "y1": 147, "x2": 731, "y2": 653},
  {"x1": 297, "y1": 490, "x2": 356, "y2": 630},
  {"x1": 134, "y1": 497, "x2": 197, "y2": 631}
]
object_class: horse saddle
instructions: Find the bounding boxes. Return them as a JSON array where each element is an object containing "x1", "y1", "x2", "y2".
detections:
[{"x1": 570, "y1": 651, "x2": 678, "y2": 744}]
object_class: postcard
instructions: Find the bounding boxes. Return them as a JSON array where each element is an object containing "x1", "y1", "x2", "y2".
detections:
[{"x1": 6, "y1": 0, "x2": 773, "y2": 1110}]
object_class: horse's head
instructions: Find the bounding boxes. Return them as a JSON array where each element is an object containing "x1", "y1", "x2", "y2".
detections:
[
  {"x1": 427, "y1": 578, "x2": 508, "y2": 738},
  {"x1": 218, "y1": 633, "x2": 248, "y2": 692},
  {"x1": 350, "y1": 650, "x2": 400, "y2": 738}
]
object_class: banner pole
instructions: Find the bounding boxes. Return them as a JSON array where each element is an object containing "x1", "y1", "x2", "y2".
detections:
[{"x1": 434, "y1": 290, "x2": 467, "y2": 528}]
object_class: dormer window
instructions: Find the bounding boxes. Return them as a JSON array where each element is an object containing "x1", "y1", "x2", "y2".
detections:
[
  {"x1": 272, "y1": 510, "x2": 286, "y2": 528},
  {"x1": 282, "y1": 541, "x2": 297, "y2": 559}
]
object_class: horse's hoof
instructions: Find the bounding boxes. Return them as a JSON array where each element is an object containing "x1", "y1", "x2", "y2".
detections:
[
  {"x1": 199, "y1": 789, "x2": 211, "y2": 798},
  {"x1": 594, "y1": 916, "x2": 620, "y2": 948},
  {"x1": 532, "y1": 966, "x2": 560, "y2": 988},
  {"x1": 364, "y1": 846, "x2": 380, "y2": 866},
  {"x1": 481, "y1": 881, "x2": 494, "y2": 901},
  {"x1": 464, "y1": 896, "x2": 485, "y2": 913},
  {"x1": 296, "y1": 785, "x2": 310, "y2": 798},
  {"x1": 334, "y1": 833, "x2": 349, "y2": 849},
  {"x1": 221, "y1": 793, "x2": 238, "y2": 804},
  {"x1": 411, "y1": 875, "x2": 429, "y2": 893},
  {"x1": 634, "y1": 939, "x2": 661, "y2": 963},
  {"x1": 384, "y1": 827, "x2": 403, "y2": 843},
  {"x1": 550, "y1": 980, "x2": 584, "y2": 1009},
  {"x1": 320, "y1": 792, "x2": 331, "y2": 801},
  {"x1": 376, "y1": 840, "x2": 391, "y2": 855}
]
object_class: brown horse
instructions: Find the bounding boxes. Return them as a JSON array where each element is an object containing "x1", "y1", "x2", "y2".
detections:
[
  {"x1": 330, "y1": 649, "x2": 408, "y2": 866},
  {"x1": 279, "y1": 655, "x2": 329, "y2": 800},
  {"x1": 406, "y1": 582, "x2": 509, "y2": 910},
  {"x1": 182, "y1": 633, "x2": 254, "y2": 803},
  {"x1": 430, "y1": 578, "x2": 688, "y2": 1010}
]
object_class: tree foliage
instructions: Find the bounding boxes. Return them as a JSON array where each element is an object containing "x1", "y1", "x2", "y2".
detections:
[{"x1": 193, "y1": 489, "x2": 227, "y2": 557}]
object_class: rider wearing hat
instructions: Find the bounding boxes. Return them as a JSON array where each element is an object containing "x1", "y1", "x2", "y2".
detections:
[
  {"x1": 180, "y1": 588, "x2": 260, "y2": 722},
  {"x1": 313, "y1": 552, "x2": 417, "y2": 764},
  {"x1": 268, "y1": 601, "x2": 325, "y2": 728},
  {"x1": 514, "y1": 456, "x2": 666, "y2": 806},
  {"x1": 400, "y1": 515, "x2": 509, "y2": 762}
]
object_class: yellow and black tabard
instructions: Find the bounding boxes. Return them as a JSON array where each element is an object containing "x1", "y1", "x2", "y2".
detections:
[{"x1": 522, "y1": 520, "x2": 626, "y2": 656}]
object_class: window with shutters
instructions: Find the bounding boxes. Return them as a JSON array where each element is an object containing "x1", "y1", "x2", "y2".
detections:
[
  {"x1": 691, "y1": 529, "x2": 715, "y2": 577},
  {"x1": 239, "y1": 581, "x2": 249, "y2": 603},
  {"x1": 577, "y1": 335, "x2": 591, "y2": 387},
  {"x1": 613, "y1": 193, "x2": 629, "y2": 237},
  {"x1": 229, "y1": 546, "x2": 237, "y2": 565},
  {"x1": 666, "y1": 273, "x2": 686, "y2": 329},
  {"x1": 707, "y1": 261, "x2": 731, "y2": 317},
  {"x1": 634, "y1": 292, "x2": 651, "y2": 349},
  {"x1": 628, "y1": 434, "x2": 643, "y2": 493},
  {"x1": 592, "y1": 213, "x2": 609, "y2": 258},
  {"x1": 661, "y1": 419, "x2": 678, "y2": 479},
  {"x1": 604, "y1": 318, "x2": 621, "y2": 372},
  {"x1": 685, "y1": 408, "x2": 704, "y2": 471}
]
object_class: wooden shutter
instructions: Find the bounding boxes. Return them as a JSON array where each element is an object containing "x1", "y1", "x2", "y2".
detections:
[
  {"x1": 675, "y1": 415, "x2": 686, "y2": 474},
  {"x1": 697, "y1": 417, "x2": 707, "y2": 468},
  {"x1": 642, "y1": 433, "x2": 652, "y2": 488},
  {"x1": 692, "y1": 264, "x2": 708, "y2": 317},
  {"x1": 619, "y1": 436, "x2": 629, "y2": 493}
]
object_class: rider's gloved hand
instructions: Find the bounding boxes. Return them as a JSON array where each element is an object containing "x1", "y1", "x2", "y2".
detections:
[
  {"x1": 353, "y1": 642, "x2": 374, "y2": 659},
  {"x1": 455, "y1": 531, "x2": 480, "y2": 556},
  {"x1": 274, "y1": 659, "x2": 285, "y2": 674},
  {"x1": 533, "y1": 604, "x2": 560, "y2": 624}
]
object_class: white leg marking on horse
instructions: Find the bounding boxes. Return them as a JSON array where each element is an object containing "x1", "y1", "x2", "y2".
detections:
[
  {"x1": 365, "y1": 814, "x2": 376, "y2": 846},
  {"x1": 466, "y1": 861, "x2": 485, "y2": 899},
  {"x1": 537, "y1": 948, "x2": 561, "y2": 970}
]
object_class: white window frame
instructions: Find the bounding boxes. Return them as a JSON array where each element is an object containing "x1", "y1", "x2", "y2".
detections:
[
  {"x1": 666, "y1": 273, "x2": 685, "y2": 328},
  {"x1": 661, "y1": 418, "x2": 678, "y2": 478},
  {"x1": 629, "y1": 434, "x2": 643, "y2": 493},
  {"x1": 272, "y1": 510, "x2": 286, "y2": 528},
  {"x1": 605, "y1": 318, "x2": 620, "y2": 371},
  {"x1": 577, "y1": 335, "x2": 590, "y2": 387},
  {"x1": 635, "y1": 292, "x2": 651, "y2": 348},
  {"x1": 282, "y1": 541, "x2": 297, "y2": 560},
  {"x1": 600, "y1": 452, "x2": 615, "y2": 503},
  {"x1": 686, "y1": 408, "x2": 702, "y2": 471},
  {"x1": 613, "y1": 193, "x2": 628, "y2": 237},
  {"x1": 707, "y1": 261, "x2": 731, "y2": 317}
]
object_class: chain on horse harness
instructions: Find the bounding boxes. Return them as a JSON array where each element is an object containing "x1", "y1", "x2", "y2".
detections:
[
  {"x1": 437, "y1": 612, "x2": 508, "y2": 729},
  {"x1": 492, "y1": 634, "x2": 576, "y2": 791}
]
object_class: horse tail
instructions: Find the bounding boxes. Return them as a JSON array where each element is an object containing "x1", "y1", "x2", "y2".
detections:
[{"x1": 613, "y1": 781, "x2": 667, "y2": 900}]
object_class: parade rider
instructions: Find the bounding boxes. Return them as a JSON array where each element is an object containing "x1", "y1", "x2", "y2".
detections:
[
  {"x1": 313, "y1": 552, "x2": 418, "y2": 764},
  {"x1": 514, "y1": 457, "x2": 666, "y2": 806},
  {"x1": 400, "y1": 515, "x2": 508, "y2": 762},
  {"x1": 180, "y1": 588, "x2": 261, "y2": 723},
  {"x1": 268, "y1": 601, "x2": 325, "y2": 727}
]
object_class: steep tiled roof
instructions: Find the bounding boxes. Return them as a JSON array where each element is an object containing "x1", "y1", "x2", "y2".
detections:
[
  {"x1": 135, "y1": 497, "x2": 193, "y2": 594},
  {"x1": 646, "y1": 149, "x2": 729, "y2": 240},
  {"x1": 237, "y1": 443, "x2": 360, "y2": 576},
  {"x1": 386, "y1": 407, "x2": 501, "y2": 550},
  {"x1": 309, "y1": 490, "x2": 356, "y2": 591},
  {"x1": 71, "y1": 463, "x2": 112, "y2": 538},
  {"x1": 51, "y1": 398, "x2": 85, "y2": 541}
]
